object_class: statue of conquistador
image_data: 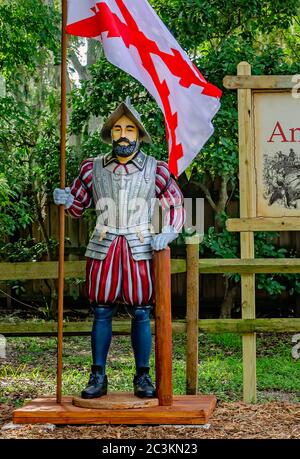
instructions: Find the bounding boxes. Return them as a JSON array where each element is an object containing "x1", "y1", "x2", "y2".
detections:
[{"x1": 53, "y1": 98, "x2": 185, "y2": 399}]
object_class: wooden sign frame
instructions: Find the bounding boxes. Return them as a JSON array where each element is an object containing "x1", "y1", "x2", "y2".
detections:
[
  {"x1": 224, "y1": 64, "x2": 300, "y2": 232},
  {"x1": 224, "y1": 62, "x2": 300, "y2": 402}
]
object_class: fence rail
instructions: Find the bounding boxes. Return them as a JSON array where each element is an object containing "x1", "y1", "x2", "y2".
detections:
[
  {"x1": 1, "y1": 257, "x2": 300, "y2": 281},
  {"x1": 0, "y1": 260, "x2": 186, "y2": 280},
  {"x1": 1, "y1": 318, "x2": 300, "y2": 337}
]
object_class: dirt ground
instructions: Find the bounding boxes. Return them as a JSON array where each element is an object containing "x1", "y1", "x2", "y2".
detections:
[{"x1": 1, "y1": 401, "x2": 300, "y2": 439}]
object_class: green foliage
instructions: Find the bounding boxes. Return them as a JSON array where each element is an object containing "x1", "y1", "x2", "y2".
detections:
[
  {"x1": 0, "y1": 236, "x2": 58, "y2": 262},
  {"x1": 151, "y1": 0, "x2": 300, "y2": 45},
  {"x1": 200, "y1": 220, "x2": 300, "y2": 299},
  {"x1": 253, "y1": 232, "x2": 299, "y2": 298},
  {"x1": 0, "y1": 0, "x2": 63, "y2": 242},
  {"x1": 201, "y1": 225, "x2": 239, "y2": 259},
  {"x1": 254, "y1": 232, "x2": 288, "y2": 258},
  {"x1": 0, "y1": 0, "x2": 60, "y2": 77},
  {"x1": 0, "y1": 93, "x2": 61, "y2": 237}
]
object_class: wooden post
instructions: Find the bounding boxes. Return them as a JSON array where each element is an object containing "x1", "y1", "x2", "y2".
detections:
[
  {"x1": 237, "y1": 62, "x2": 257, "y2": 403},
  {"x1": 154, "y1": 248, "x2": 173, "y2": 406},
  {"x1": 56, "y1": 0, "x2": 68, "y2": 405},
  {"x1": 186, "y1": 234, "x2": 200, "y2": 395}
]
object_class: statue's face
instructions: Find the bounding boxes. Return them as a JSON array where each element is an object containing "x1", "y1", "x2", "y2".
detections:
[
  {"x1": 111, "y1": 115, "x2": 139, "y2": 157},
  {"x1": 111, "y1": 115, "x2": 138, "y2": 145}
]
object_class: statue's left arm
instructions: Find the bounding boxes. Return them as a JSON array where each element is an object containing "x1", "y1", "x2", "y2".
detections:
[{"x1": 152, "y1": 161, "x2": 185, "y2": 250}]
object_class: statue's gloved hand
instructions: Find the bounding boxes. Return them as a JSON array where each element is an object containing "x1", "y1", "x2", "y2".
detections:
[
  {"x1": 53, "y1": 187, "x2": 74, "y2": 209},
  {"x1": 151, "y1": 225, "x2": 178, "y2": 251}
]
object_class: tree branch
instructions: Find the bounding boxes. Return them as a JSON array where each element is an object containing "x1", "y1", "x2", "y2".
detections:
[
  {"x1": 190, "y1": 179, "x2": 217, "y2": 212},
  {"x1": 217, "y1": 175, "x2": 230, "y2": 214},
  {"x1": 69, "y1": 49, "x2": 88, "y2": 81}
]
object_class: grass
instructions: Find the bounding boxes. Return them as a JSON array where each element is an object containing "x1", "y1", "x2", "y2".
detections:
[{"x1": 0, "y1": 333, "x2": 299, "y2": 406}]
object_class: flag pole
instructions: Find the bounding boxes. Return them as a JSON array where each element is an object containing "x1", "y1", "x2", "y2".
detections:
[{"x1": 57, "y1": 0, "x2": 68, "y2": 405}]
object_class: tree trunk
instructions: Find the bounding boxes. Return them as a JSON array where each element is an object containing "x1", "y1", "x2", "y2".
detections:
[
  {"x1": 219, "y1": 280, "x2": 239, "y2": 318},
  {"x1": 188, "y1": 173, "x2": 240, "y2": 318},
  {"x1": 215, "y1": 175, "x2": 230, "y2": 231}
]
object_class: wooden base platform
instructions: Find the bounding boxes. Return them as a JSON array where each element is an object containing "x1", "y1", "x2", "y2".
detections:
[
  {"x1": 13, "y1": 394, "x2": 217, "y2": 425},
  {"x1": 73, "y1": 392, "x2": 159, "y2": 409}
]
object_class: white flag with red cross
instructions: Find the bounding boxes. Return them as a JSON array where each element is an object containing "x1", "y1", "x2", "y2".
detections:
[{"x1": 66, "y1": 0, "x2": 222, "y2": 177}]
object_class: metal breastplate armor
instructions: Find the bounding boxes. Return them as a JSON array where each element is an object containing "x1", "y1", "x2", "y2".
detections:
[{"x1": 85, "y1": 154, "x2": 157, "y2": 261}]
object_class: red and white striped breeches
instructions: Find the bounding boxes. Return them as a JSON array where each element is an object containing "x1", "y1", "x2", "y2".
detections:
[{"x1": 85, "y1": 236, "x2": 154, "y2": 306}]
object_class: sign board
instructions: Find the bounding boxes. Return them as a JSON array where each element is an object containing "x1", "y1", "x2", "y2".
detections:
[{"x1": 254, "y1": 91, "x2": 300, "y2": 217}]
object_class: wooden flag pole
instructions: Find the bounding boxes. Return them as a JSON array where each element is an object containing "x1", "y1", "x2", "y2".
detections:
[{"x1": 56, "y1": 0, "x2": 68, "y2": 404}]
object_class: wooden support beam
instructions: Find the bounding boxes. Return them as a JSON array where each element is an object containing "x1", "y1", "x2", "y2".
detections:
[
  {"x1": 198, "y1": 258, "x2": 300, "y2": 273},
  {"x1": 197, "y1": 318, "x2": 300, "y2": 334},
  {"x1": 237, "y1": 62, "x2": 257, "y2": 404},
  {"x1": 154, "y1": 248, "x2": 173, "y2": 406},
  {"x1": 186, "y1": 235, "x2": 200, "y2": 395},
  {"x1": 227, "y1": 217, "x2": 300, "y2": 232},
  {"x1": 3, "y1": 256, "x2": 300, "y2": 281},
  {"x1": 0, "y1": 261, "x2": 85, "y2": 281},
  {"x1": 0, "y1": 259, "x2": 186, "y2": 281},
  {"x1": 223, "y1": 75, "x2": 296, "y2": 90},
  {"x1": 171, "y1": 259, "x2": 187, "y2": 274},
  {"x1": 2, "y1": 318, "x2": 300, "y2": 336}
]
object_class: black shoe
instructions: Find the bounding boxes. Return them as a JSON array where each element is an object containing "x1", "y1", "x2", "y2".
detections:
[
  {"x1": 81, "y1": 365, "x2": 108, "y2": 399},
  {"x1": 133, "y1": 370, "x2": 156, "y2": 398}
]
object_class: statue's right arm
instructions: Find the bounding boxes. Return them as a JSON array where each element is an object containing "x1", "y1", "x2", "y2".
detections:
[{"x1": 53, "y1": 158, "x2": 94, "y2": 219}]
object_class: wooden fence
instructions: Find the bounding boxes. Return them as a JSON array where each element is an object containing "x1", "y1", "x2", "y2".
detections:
[
  {"x1": 1, "y1": 249, "x2": 300, "y2": 403},
  {"x1": 2, "y1": 199, "x2": 300, "y2": 314}
]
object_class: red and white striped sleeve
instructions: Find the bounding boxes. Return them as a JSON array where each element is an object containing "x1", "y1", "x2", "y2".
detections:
[
  {"x1": 65, "y1": 158, "x2": 94, "y2": 218},
  {"x1": 155, "y1": 161, "x2": 185, "y2": 233}
]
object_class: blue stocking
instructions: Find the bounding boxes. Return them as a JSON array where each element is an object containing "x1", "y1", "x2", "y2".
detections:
[
  {"x1": 130, "y1": 307, "x2": 152, "y2": 373},
  {"x1": 91, "y1": 305, "x2": 118, "y2": 374}
]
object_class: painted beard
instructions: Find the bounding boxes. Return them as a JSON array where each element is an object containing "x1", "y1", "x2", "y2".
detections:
[{"x1": 112, "y1": 138, "x2": 139, "y2": 157}]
